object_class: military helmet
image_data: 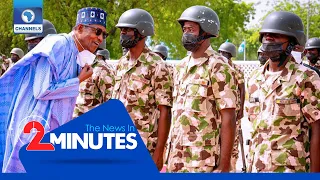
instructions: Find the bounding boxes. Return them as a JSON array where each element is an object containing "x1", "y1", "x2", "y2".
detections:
[
  {"x1": 178, "y1": 5, "x2": 220, "y2": 37},
  {"x1": 153, "y1": 45, "x2": 168, "y2": 59},
  {"x1": 24, "y1": 19, "x2": 57, "y2": 41},
  {"x1": 10, "y1": 48, "x2": 24, "y2": 58},
  {"x1": 96, "y1": 49, "x2": 110, "y2": 60},
  {"x1": 305, "y1": 37, "x2": 320, "y2": 50},
  {"x1": 259, "y1": 11, "x2": 306, "y2": 45},
  {"x1": 218, "y1": 42, "x2": 237, "y2": 57},
  {"x1": 116, "y1": 9, "x2": 154, "y2": 36}
]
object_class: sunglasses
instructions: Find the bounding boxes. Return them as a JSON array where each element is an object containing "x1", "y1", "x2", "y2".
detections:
[{"x1": 82, "y1": 24, "x2": 108, "y2": 39}]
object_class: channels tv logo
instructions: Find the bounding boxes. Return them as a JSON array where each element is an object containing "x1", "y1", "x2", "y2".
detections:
[
  {"x1": 13, "y1": 0, "x2": 43, "y2": 34},
  {"x1": 21, "y1": 9, "x2": 36, "y2": 23}
]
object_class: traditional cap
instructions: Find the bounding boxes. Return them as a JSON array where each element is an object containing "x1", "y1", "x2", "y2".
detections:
[{"x1": 76, "y1": 7, "x2": 107, "y2": 27}]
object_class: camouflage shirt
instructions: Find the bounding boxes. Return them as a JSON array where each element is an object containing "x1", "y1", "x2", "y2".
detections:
[
  {"x1": 167, "y1": 46, "x2": 237, "y2": 172},
  {"x1": 223, "y1": 58, "x2": 245, "y2": 111},
  {"x1": 112, "y1": 46, "x2": 173, "y2": 153},
  {"x1": 247, "y1": 57, "x2": 320, "y2": 172},
  {"x1": 73, "y1": 59, "x2": 115, "y2": 118}
]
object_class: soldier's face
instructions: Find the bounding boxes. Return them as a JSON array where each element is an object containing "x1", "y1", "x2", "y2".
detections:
[
  {"x1": 78, "y1": 24, "x2": 106, "y2": 53},
  {"x1": 262, "y1": 33, "x2": 289, "y2": 51},
  {"x1": 306, "y1": 49, "x2": 318, "y2": 56},
  {"x1": 97, "y1": 55, "x2": 105, "y2": 60},
  {"x1": 182, "y1": 22, "x2": 200, "y2": 36}
]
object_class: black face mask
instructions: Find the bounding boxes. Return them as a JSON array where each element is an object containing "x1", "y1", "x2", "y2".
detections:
[
  {"x1": 182, "y1": 33, "x2": 202, "y2": 52},
  {"x1": 11, "y1": 57, "x2": 18, "y2": 63},
  {"x1": 260, "y1": 41, "x2": 294, "y2": 67},
  {"x1": 258, "y1": 55, "x2": 267, "y2": 65},
  {"x1": 306, "y1": 53, "x2": 318, "y2": 64},
  {"x1": 220, "y1": 51, "x2": 232, "y2": 60},
  {"x1": 28, "y1": 43, "x2": 38, "y2": 52},
  {"x1": 120, "y1": 34, "x2": 139, "y2": 49}
]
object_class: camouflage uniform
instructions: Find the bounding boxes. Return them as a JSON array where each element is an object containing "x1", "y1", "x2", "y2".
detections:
[
  {"x1": 167, "y1": 46, "x2": 237, "y2": 172},
  {"x1": 246, "y1": 57, "x2": 320, "y2": 172},
  {"x1": 112, "y1": 46, "x2": 173, "y2": 154},
  {"x1": 225, "y1": 59, "x2": 245, "y2": 172},
  {"x1": 73, "y1": 59, "x2": 115, "y2": 118}
]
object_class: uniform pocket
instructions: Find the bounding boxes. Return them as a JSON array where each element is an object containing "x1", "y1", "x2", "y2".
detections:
[
  {"x1": 273, "y1": 98, "x2": 301, "y2": 117},
  {"x1": 127, "y1": 75, "x2": 151, "y2": 106},
  {"x1": 184, "y1": 80, "x2": 209, "y2": 115}
]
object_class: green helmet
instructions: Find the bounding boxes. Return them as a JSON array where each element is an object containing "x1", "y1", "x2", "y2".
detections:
[
  {"x1": 305, "y1": 37, "x2": 320, "y2": 50},
  {"x1": 259, "y1": 11, "x2": 306, "y2": 45},
  {"x1": 178, "y1": 5, "x2": 220, "y2": 37},
  {"x1": 96, "y1": 49, "x2": 110, "y2": 60},
  {"x1": 153, "y1": 45, "x2": 168, "y2": 59},
  {"x1": 24, "y1": 19, "x2": 57, "y2": 41},
  {"x1": 218, "y1": 42, "x2": 237, "y2": 57},
  {"x1": 10, "y1": 48, "x2": 24, "y2": 58},
  {"x1": 116, "y1": 9, "x2": 154, "y2": 36}
]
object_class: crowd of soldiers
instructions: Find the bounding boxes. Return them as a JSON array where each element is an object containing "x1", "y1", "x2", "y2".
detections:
[{"x1": 1, "y1": 5, "x2": 320, "y2": 173}]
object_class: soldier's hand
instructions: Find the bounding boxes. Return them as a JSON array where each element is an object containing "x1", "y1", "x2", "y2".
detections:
[
  {"x1": 78, "y1": 64, "x2": 93, "y2": 83},
  {"x1": 152, "y1": 149, "x2": 164, "y2": 171},
  {"x1": 237, "y1": 108, "x2": 244, "y2": 120}
]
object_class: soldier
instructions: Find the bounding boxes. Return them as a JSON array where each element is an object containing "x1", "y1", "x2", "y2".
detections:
[
  {"x1": 96, "y1": 49, "x2": 110, "y2": 61},
  {"x1": 24, "y1": 19, "x2": 57, "y2": 52},
  {"x1": 153, "y1": 44, "x2": 174, "y2": 78},
  {"x1": 247, "y1": 11, "x2": 320, "y2": 172},
  {"x1": 10, "y1": 48, "x2": 24, "y2": 64},
  {"x1": 305, "y1": 37, "x2": 320, "y2": 70},
  {"x1": 167, "y1": 6, "x2": 237, "y2": 173},
  {"x1": 218, "y1": 42, "x2": 245, "y2": 172},
  {"x1": 0, "y1": 48, "x2": 24, "y2": 76},
  {"x1": 112, "y1": 8, "x2": 172, "y2": 171},
  {"x1": 257, "y1": 45, "x2": 267, "y2": 66},
  {"x1": 73, "y1": 53, "x2": 115, "y2": 118}
]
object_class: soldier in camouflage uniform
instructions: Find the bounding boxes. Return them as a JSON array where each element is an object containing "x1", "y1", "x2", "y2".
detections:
[
  {"x1": 167, "y1": 6, "x2": 237, "y2": 173},
  {"x1": 257, "y1": 45, "x2": 267, "y2": 66},
  {"x1": 73, "y1": 59, "x2": 115, "y2": 118},
  {"x1": 153, "y1": 44, "x2": 174, "y2": 78},
  {"x1": 305, "y1": 37, "x2": 320, "y2": 70},
  {"x1": 247, "y1": 11, "x2": 320, "y2": 172},
  {"x1": 218, "y1": 42, "x2": 245, "y2": 172},
  {"x1": 112, "y1": 9, "x2": 172, "y2": 171}
]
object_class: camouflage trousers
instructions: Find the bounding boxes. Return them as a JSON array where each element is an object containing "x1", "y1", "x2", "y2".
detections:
[
  {"x1": 249, "y1": 165, "x2": 306, "y2": 173},
  {"x1": 166, "y1": 142, "x2": 218, "y2": 173},
  {"x1": 230, "y1": 119, "x2": 241, "y2": 172}
]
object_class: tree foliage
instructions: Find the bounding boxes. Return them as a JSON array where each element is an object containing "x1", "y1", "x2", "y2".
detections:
[{"x1": 0, "y1": 0, "x2": 254, "y2": 59}]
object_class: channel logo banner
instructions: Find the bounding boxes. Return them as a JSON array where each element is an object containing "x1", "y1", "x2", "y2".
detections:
[
  {"x1": 16, "y1": 100, "x2": 157, "y2": 177},
  {"x1": 13, "y1": 0, "x2": 43, "y2": 34}
]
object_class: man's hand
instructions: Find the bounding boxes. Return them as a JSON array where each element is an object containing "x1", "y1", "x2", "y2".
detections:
[
  {"x1": 152, "y1": 148, "x2": 164, "y2": 170},
  {"x1": 78, "y1": 64, "x2": 93, "y2": 83}
]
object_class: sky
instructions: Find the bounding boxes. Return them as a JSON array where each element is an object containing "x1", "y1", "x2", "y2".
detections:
[{"x1": 243, "y1": 0, "x2": 311, "y2": 28}]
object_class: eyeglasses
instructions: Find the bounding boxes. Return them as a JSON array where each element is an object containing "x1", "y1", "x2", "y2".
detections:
[{"x1": 82, "y1": 24, "x2": 108, "y2": 39}]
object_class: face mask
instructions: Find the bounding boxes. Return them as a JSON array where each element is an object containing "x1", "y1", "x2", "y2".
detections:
[
  {"x1": 73, "y1": 32, "x2": 96, "y2": 67},
  {"x1": 291, "y1": 51, "x2": 302, "y2": 64},
  {"x1": 182, "y1": 33, "x2": 201, "y2": 52},
  {"x1": 120, "y1": 34, "x2": 139, "y2": 48},
  {"x1": 28, "y1": 43, "x2": 38, "y2": 52},
  {"x1": 306, "y1": 53, "x2": 318, "y2": 64},
  {"x1": 220, "y1": 51, "x2": 232, "y2": 60},
  {"x1": 260, "y1": 42, "x2": 286, "y2": 62},
  {"x1": 258, "y1": 55, "x2": 267, "y2": 65},
  {"x1": 11, "y1": 57, "x2": 18, "y2": 63},
  {"x1": 76, "y1": 50, "x2": 96, "y2": 67}
]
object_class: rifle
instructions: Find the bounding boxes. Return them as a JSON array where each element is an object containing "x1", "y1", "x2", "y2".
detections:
[{"x1": 238, "y1": 126, "x2": 247, "y2": 173}]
